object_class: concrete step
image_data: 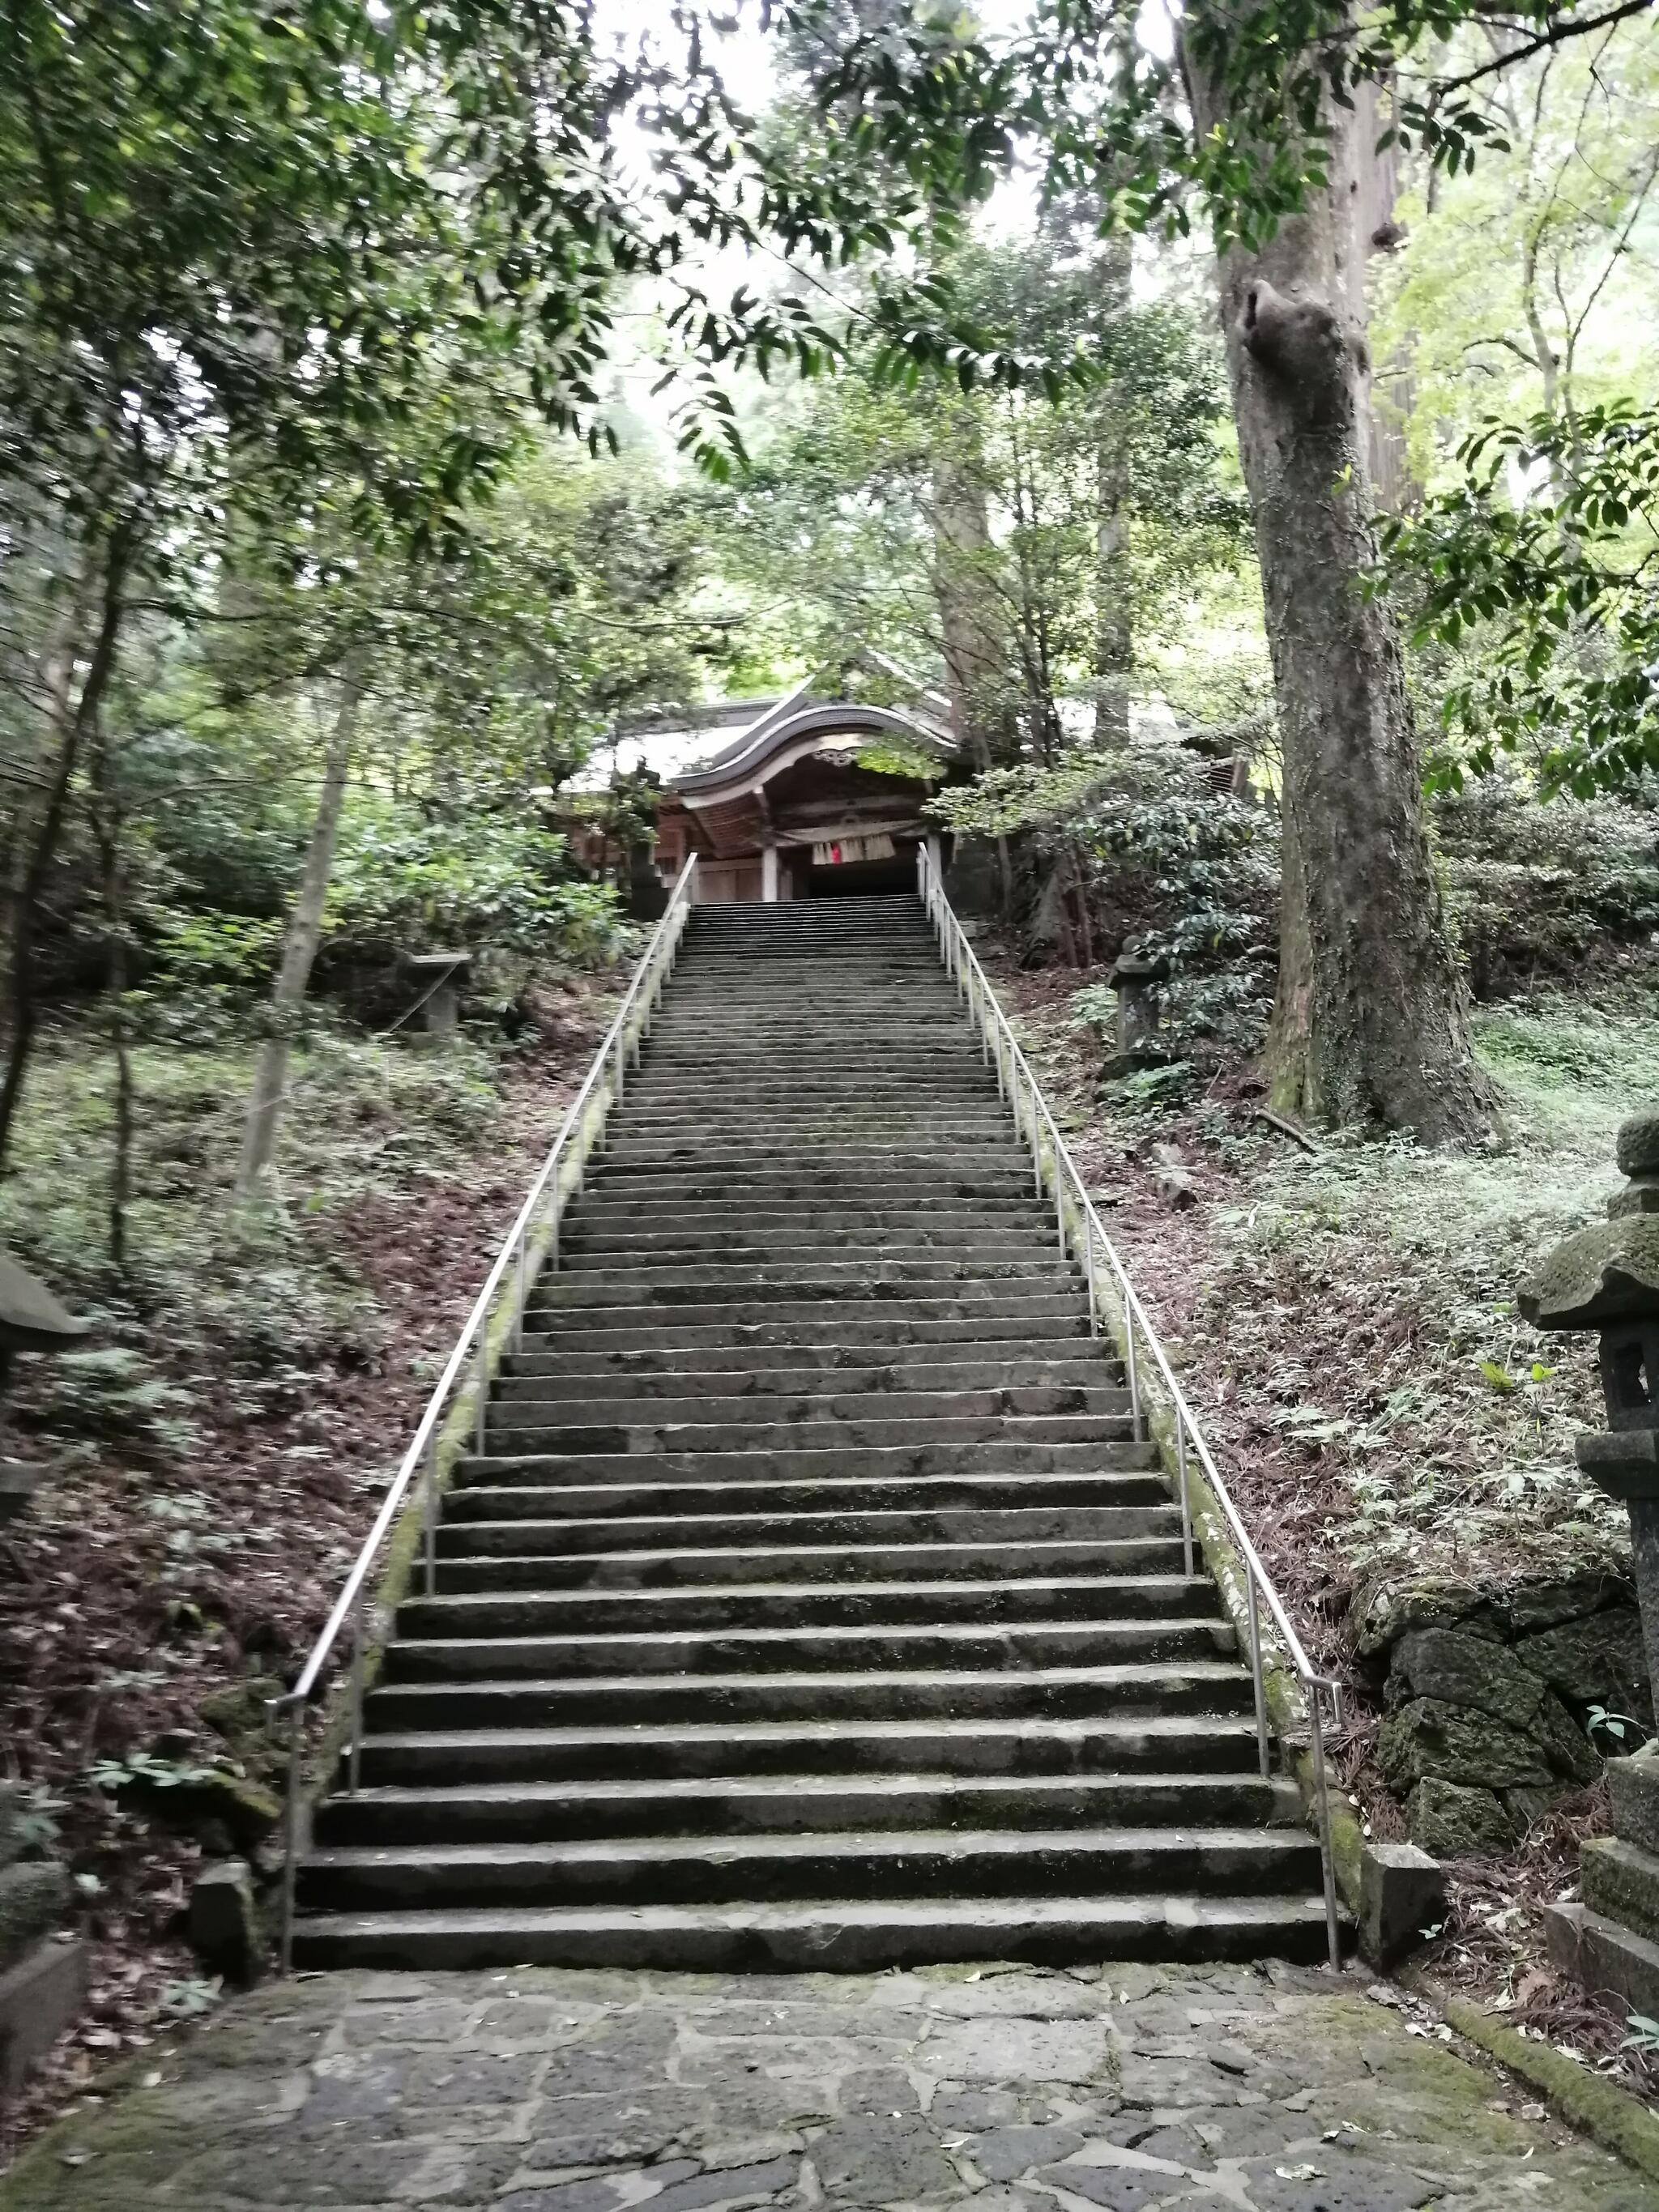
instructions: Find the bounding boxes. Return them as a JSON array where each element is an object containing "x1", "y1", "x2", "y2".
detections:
[
  {"x1": 441, "y1": 1470, "x2": 1154, "y2": 1523},
  {"x1": 313, "y1": 1768, "x2": 1294, "y2": 1847},
  {"x1": 397, "y1": 1571, "x2": 1218, "y2": 1636},
  {"x1": 552, "y1": 1235, "x2": 1062, "y2": 1269},
  {"x1": 428, "y1": 1536, "x2": 1188, "y2": 1595},
  {"x1": 574, "y1": 1173, "x2": 1042, "y2": 1203},
  {"x1": 484, "y1": 1385, "x2": 1128, "y2": 1427},
  {"x1": 562, "y1": 1204, "x2": 1052, "y2": 1234},
  {"x1": 479, "y1": 1414, "x2": 1135, "y2": 1459},
  {"x1": 437, "y1": 1507, "x2": 1179, "y2": 1557},
  {"x1": 518, "y1": 1295, "x2": 1088, "y2": 1340},
  {"x1": 457, "y1": 1440, "x2": 1159, "y2": 1486},
  {"x1": 348, "y1": 1710, "x2": 1269, "y2": 1786},
  {"x1": 531, "y1": 1269, "x2": 1081, "y2": 1311},
  {"x1": 514, "y1": 1311, "x2": 1091, "y2": 1355},
  {"x1": 290, "y1": 1893, "x2": 1333, "y2": 1971},
  {"x1": 300, "y1": 1825, "x2": 1319, "y2": 1912},
  {"x1": 361, "y1": 1660, "x2": 1254, "y2": 1732},
  {"x1": 379, "y1": 1616, "x2": 1239, "y2": 1681},
  {"x1": 503, "y1": 1343, "x2": 1120, "y2": 1385}
]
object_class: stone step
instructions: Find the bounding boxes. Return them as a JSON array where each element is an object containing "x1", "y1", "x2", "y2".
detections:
[
  {"x1": 485, "y1": 1385, "x2": 1127, "y2": 1427},
  {"x1": 456, "y1": 1440, "x2": 1159, "y2": 1487},
  {"x1": 361, "y1": 1661, "x2": 1253, "y2": 1733},
  {"x1": 397, "y1": 1571, "x2": 1218, "y2": 1637},
  {"x1": 442, "y1": 1470, "x2": 1154, "y2": 1523},
  {"x1": 518, "y1": 1294, "x2": 1088, "y2": 1339},
  {"x1": 427, "y1": 1536, "x2": 1188, "y2": 1595},
  {"x1": 379, "y1": 1616, "x2": 1239, "y2": 1682},
  {"x1": 531, "y1": 1268, "x2": 1080, "y2": 1311},
  {"x1": 313, "y1": 1769, "x2": 1294, "y2": 1848},
  {"x1": 503, "y1": 1341, "x2": 1118, "y2": 1384},
  {"x1": 480, "y1": 1415, "x2": 1134, "y2": 1459},
  {"x1": 348, "y1": 1711, "x2": 1268, "y2": 1787},
  {"x1": 514, "y1": 1311, "x2": 1091, "y2": 1355},
  {"x1": 289, "y1": 1893, "x2": 1332, "y2": 1971},
  {"x1": 552, "y1": 1234, "x2": 1061, "y2": 1269},
  {"x1": 437, "y1": 1506, "x2": 1178, "y2": 1557},
  {"x1": 299, "y1": 1825, "x2": 1319, "y2": 1913},
  {"x1": 562, "y1": 1203, "x2": 1051, "y2": 1234},
  {"x1": 574, "y1": 1173, "x2": 1041, "y2": 1203}
]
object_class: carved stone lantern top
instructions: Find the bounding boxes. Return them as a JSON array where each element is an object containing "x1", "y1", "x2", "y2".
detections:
[
  {"x1": 1522, "y1": 1107, "x2": 1659, "y2": 1440},
  {"x1": 1519, "y1": 1214, "x2": 1659, "y2": 1332},
  {"x1": 1108, "y1": 943, "x2": 1171, "y2": 989}
]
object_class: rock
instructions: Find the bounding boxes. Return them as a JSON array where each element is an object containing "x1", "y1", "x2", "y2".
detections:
[
  {"x1": 189, "y1": 1860, "x2": 262, "y2": 1984},
  {"x1": 0, "y1": 1935, "x2": 87, "y2": 2093},
  {"x1": 198, "y1": 1679, "x2": 284, "y2": 1754},
  {"x1": 1609, "y1": 1742, "x2": 1659, "y2": 1855},
  {"x1": 1405, "y1": 1779, "x2": 1517, "y2": 1857},
  {"x1": 1359, "y1": 1841, "x2": 1447, "y2": 1968},
  {"x1": 1502, "y1": 1782, "x2": 1573, "y2": 1833},
  {"x1": 0, "y1": 1860, "x2": 70, "y2": 1972},
  {"x1": 122, "y1": 1768, "x2": 282, "y2": 1853},
  {"x1": 1519, "y1": 1214, "x2": 1659, "y2": 1329},
  {"x1": 1533, "y1": 1686, "x2": 1606, "y2": 1786},
  {"x1": 1378, "y1": 1698, "x2": 1554, "y2": 1793},
  {"x1": 1617, "y1": 1106, "x2": 1659, "y2": 1178},
  {"x1": 1500, "y1": 1571, "x2": 1638, "y2": 1636},
  {"x1": 1354, "y1": 1578, "x2": 1498, "y2": 1658},
  {"x1": 1387, "y1": 1626, "x2": 1548, "y2": 1731},
  {"x1": 1610, "y1": 1176, "x2": 1659, "y2": 1219},
  {"x1": 1580, "y1": 1835, "x2": 1659, "y2": 1949}
]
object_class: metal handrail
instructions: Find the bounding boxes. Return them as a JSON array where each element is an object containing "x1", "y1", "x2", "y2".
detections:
[
  {"x1": 916, "y1": 847, "x2": 1345, "y2": 1967},
  {"x1": 270, "y1": 855, "x2": 699, "y2": 1971}
]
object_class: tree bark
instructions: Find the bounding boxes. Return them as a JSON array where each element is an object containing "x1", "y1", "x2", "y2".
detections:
[
  {"x1": 85, "y1": 734, "x2": 134, "y2": 1268},
  {"x1": 1184, "y1": 49, "x2": 1499, "y2": 1143},
  {"x1": 234, "y1": 665, "x2": 365, "y2": 1198},
  {"x1": 1093, "y1": 235, "x2": 1134, "y2": 742},
  {"x1": 931, "y1": 435, "x2": 1017, "y2": 770},
  {"x1": 0, "y1": 535, "x2": 130, "y2": 1177}
]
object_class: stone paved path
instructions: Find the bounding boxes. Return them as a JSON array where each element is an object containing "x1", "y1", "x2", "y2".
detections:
[{"x1": 4, "y1": 1963, "x2": 1653, "y2": 2211}]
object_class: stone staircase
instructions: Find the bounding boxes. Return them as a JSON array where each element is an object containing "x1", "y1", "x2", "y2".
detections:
[{"x1": 292, "y1": 893, "x2": 1328, "y2": 1968}]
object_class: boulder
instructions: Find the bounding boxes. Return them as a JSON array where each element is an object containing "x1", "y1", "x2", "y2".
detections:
[
  {"x1": 1378, "y1": 1698, "x2": 1555, "y2": 1794},
  {"x1": 1405, "y1": 1779, "x2": 1517, "y2": 1858},
  {"x1": 1354, "y1": 1579, "x2": 1499, "y2": 1659},
  {"x1": 1513, "y1": 1606, "x2": 1651, "y2": 1716},
  {"x1": 1387, "y1": 1627, "x2": 1548, "y2": 1732}
]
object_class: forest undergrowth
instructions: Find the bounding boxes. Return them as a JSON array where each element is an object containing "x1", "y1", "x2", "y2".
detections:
[
  {"x1": 1000, "y1": 939, "x2": 1659, "y2": 2098},
  {"x1": 0, "y1": 980, "x2": 622, "y2": 2154}
]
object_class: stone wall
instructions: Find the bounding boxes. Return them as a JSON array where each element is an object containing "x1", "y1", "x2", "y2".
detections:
[{"x1": 1358, "y1": 1573, "x2": 1652, "y2": 1856}]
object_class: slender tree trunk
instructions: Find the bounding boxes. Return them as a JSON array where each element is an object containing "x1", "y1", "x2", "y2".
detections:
[
  {"x1": 235, "y1": 666, "x2": 365, "y2": 1198},
  {"x1": 1093, "y1": 235, "x2": 1134, "y2": 743},
  {"x1": 1183, "y1": 46, "x2": 1498, "y2": 1143},
  {"x1": 0, "y1": 535, "x2": 130, "y2": 1176},
  {"x1": 85, "y1": 736, "x2": 134, "y2": 1268}
]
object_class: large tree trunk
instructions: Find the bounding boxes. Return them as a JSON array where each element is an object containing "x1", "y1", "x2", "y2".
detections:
[
  {"x1": 1183, "y1": 53, "x2": 1498, "y2": 1143},
  {"x1": 930, "y1": 433, "x2": 1017, "y2": 770},
  {"x1": 234, "y1": 667, "x2": 365, "y2": 1198}
]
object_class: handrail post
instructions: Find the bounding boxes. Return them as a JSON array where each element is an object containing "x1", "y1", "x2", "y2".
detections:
[
  {"x1": 279, "y1": 1699, "x2": 302, "y2": 1976},
  {"x1": 1124, "y1": 1306, "x2": 1142, "y2": 1439},
  {"x1": 1247, "y1": 1577, "x2": 1269, "y2": 1778},
  {"x1": 1083, "y1": 1210, "x2": 1097, "y2": 1336},
  {"x1": 423, "y1": 1428, "x2": 438, "y2": 1596},
  {"x1": 348, "y1": 1592, "x2": 366, "y2": 1796},
  {"x1": 474, "y1": 1329, "x2": 488, "y2": 1455},
  {"x1": 1175, "y1": 1421, "x2": 1194, "y2": 1580},
  {"x1": 1309, "y1": 1686, "x2": 1343, "y2": 1969}
]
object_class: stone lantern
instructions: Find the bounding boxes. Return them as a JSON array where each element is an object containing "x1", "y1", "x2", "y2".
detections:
[
  {"x1": 1521, "y1": 1105, "x2": 1659, "y2": 2008},
  {"x1": 1100, "y1": 941, "x2": 1171, "y2": 1082}
]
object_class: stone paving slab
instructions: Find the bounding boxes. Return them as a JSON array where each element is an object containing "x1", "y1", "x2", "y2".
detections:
[{"x1": 2, "y1": 1963, "x2": 1653, "y2": 2211}]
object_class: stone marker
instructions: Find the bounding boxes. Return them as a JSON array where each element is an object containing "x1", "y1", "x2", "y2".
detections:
[
  {"x1": 1098, "y1": 941, "x2": 1170, "y2": 1082},
  {"x1": 1523, "y1": 1107, "x2": 1659, "y2": 2010},
  {"x1": 1359, "y1": 1839, "x2": 1447, "y2": 1968},
  {"x1": 190, "y1": 1859, "x2": 262, "y2": 1984},
  {"x1": 0, "y1": 1247, "x2": 87, "y2": 1524},
  {"x1": 403, "y1": 949, "x2": 473, "y2": 1038}
]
